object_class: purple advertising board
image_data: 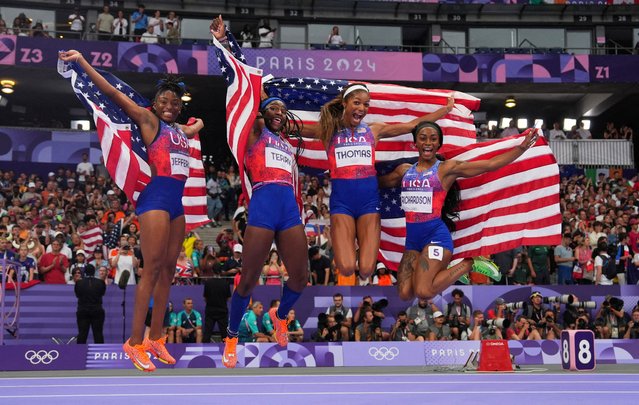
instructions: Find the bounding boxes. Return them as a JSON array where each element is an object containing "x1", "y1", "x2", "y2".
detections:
[
  {"x1": 0, "y1": 344, "x2": 87, "y2": 371},
  {"x1": 2, "y1": 340, "x2": 639, "y2": 372},
  {"x1": 237, "y1": 49, "x2": 423, "y2": 81}
]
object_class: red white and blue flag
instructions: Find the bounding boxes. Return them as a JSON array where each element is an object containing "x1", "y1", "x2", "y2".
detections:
[{"x1": 58, "y1": 59, "x2": 209, "y2": 232}]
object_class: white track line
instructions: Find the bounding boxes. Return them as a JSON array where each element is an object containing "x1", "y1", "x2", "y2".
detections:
[{"x1": 1, "y1": 391, "x2": 638, "y2": 399}]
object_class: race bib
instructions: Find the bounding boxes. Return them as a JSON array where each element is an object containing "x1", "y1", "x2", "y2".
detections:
[
  {"x1": 334, "y1": 145, "x2": 372, "y2": 168},
  {"x1": 401, "y1": 191, "x2": 433, "y2": 213},
  {"x1": 265, "y1": 146, "x2": 292, "y2": 173},
  {"x1": 170, "y1": 152, "x2": 190, "y2": 177}
]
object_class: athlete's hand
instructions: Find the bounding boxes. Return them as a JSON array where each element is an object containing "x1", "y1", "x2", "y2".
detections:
[
  {"x1": 445, "y1": 96, "x2": 455, "y2": 112},
  {"x1": 210, "y1": 15, "x2": 226, "y2": 40},
  {"x1": 518, "y1": 128, "x2": 538, "y2": 151},
  {"x1": 59, "y1": 50, "x2": 83, "y2": 62}
]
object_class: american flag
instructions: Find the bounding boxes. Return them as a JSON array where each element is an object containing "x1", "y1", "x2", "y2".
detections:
[
  {"x1": 57, "y1": 59, "x2": 209, "y2": 232},
  {"x1": 211, "y1": 34, "x2": 560, "y2": 269},
  {"x1": 264, "y1": 79, "x2": 561, "y2": 270},
  {"x1": 79, "y1": 225, "x2": 103, "y2": 258},
  {"x1": 212, "y1": 33, "x2": 263, "y2": 200}
]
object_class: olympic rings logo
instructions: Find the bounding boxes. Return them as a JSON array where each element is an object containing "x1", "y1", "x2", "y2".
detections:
[
  {"x1": 24, "y1": 350, "x2": 60, "y2": 365},
  {"x1": 368, "y1": 346, "x2": 400, "y2": 361}
]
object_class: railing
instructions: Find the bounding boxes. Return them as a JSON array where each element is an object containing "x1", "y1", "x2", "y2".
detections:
[
  {"x1": 548, "y1": 139, "x2": 634, "y2": 168},
  {"x1": 1, "y1": 259, "x2": 21, "y2": 345},
  {"x1": 5, "y1": 28, "x2": 637, "y2": 56}
]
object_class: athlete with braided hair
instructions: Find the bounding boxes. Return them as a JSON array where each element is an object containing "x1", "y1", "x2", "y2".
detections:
[
  {"x1": 211, "y1": 16, "x2": 310, "y2": 369},
  {"x1": 379, "y1": 121, "x2": 538, "y2": 300},
  {"x1": 59, "y1": 50, "x2": 204, "y2": 372}
]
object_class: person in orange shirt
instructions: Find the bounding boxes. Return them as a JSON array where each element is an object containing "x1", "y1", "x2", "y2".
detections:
[
  {"x1": 334, "y1": 260, "x2": 356, "y2": 286},
  {"x1": 372, "y1": 262, "x2": 397, "y2": 286}
]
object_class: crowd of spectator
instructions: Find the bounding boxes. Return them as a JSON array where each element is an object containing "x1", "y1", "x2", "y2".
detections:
[
  {"x1": 0, "y1": 148, "x2": 638, "y2": 343},
  {"x1": 477, "y1": 120, "x2": 634, "y2": 141}
]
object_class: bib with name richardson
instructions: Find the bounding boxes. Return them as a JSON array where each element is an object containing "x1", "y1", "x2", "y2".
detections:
[{"x1": 401, "y1": 160, "x2": 447, "y2": 223}]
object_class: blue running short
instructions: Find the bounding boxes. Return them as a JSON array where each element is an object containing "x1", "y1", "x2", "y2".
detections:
[
  {"x1": 135, "y1": 176, "x2": 186, "y2": 220},
  {"x1": 248, "y1": 183, "x2": 302, "y2": 232},
  {"x1": 405, "y1": 218, "x2": 454, "y2": 253},
  {"x1": 330, "y1": 176, "x2": 380, "y2": 219}
]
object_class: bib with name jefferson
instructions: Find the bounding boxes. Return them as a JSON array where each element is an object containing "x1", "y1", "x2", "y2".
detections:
[
  {"x1": 147, "y1": 120, "x2": 190, "y2": 181},
  {"x1": 401, "y1": 160, "x2": 446, "y2": 223},
  {"x1": 327, "y1": 123, "x2": 376, "y2": 179},
  {"x1": 246, "y1": 127, "x2": 294, "y2": 190}
]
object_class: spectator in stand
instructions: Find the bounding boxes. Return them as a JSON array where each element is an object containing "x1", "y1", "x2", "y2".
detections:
[
  {"x1": 12, "y1": 13, "x2": 31, "y2": 36},
  {"x1": 500, "y1": 120, "x2": 519, "y2": 137},
  {"x1": 175, "y1": 298, "x2": 203, "y2": 343},
  {"x1": 202, "y1": 265, "x2": 231, "y2": 342},
  {"x1": 549, "y1": 122, "x2": 566, "y2": 140},
  {"x1": 31, "y1": 21, "x2": 49, "y2": 38},
  {"x1": 96, "y1": 6, "x2": 114, "y2": 40},
  {"x1": 38, "y1": 239, "x2": 69, "y2": 284},
  {"x1": 67, "y1": 249, "x2": 94, "y2": 282},
  {"x1": 0, "y1": 16, "x2": 7, "y2": 34},
  {"x1": 326, "y1": 293, "x2": 352, "y2": 341},
  {"x1": 574, "y1": 231, "x2": 594, "y2": 284},
  {"x1": 110, "y1": 242, "x2": 138, "y2": 286},
  {"x1": 148, "y1": 10, "x2": 164, "y2": 42},
  {"x1": 555, "y1": 233, "x2": 574, "y2": 285},
  {"x1": 262, "y1": 249, "x2": 285, "y2": 286},
  {"x1": 173, "y1": 247, "x2": 194, "y2": 285},
  {"x1": 112, "y1": 10, "x2": 128, "y2": 42},
  {"x1": 140, "y1": 25, "x2": 159, "y2": 44},
  {"x1": 537, "y1": 309, "x2": 561, "y2": 339},
  {"x1": 222, "y1": 243, "x2": 242, "y2": 278},
  {"x1": 428, "y1": 311, "x2": 452, "y2": 341},
  {"x1": 165, "y1": 21, "x2": 180, "y2": 45},
  {"x1": 199, "y1": 245, "x2": 220, "y2": 278},
  {"x1": 286, "y1": 309, "x2": 304, "y2": 342},
  {"x1": 206, "y1": 173, "x2": 223, "y2": 227},
  {"x1": 67, "y1": 7, "x2": 85, "y2": 40},
  {"x1": 527, "y1": 244, "x2": 551, "y2": 284},
  {"x1": 309, "y1": 245, "x2": 332, "y2": 285},
  {"x1": 615, "y1": 233, "x2": 632, "y2": 285},
  {"x1": 593, "y1": 236, "x2": 614, "y2": 286},
  {"x1": 577, "y1": 122, "x2": 591, "y2": 139},
  {"x1": 258, "y1": 20, "x2": 276, "y2": 48},
  {"x1": 372, "y1": 262, "x2": 397, "y2": 286},
  {"x1": 232, "y1": 195, "x2": 248, "y2": 244},
  {"x1": 74, "y1": 265, "x2": 106, "y2": 343},
  {"x1": 239, "y1": 24, "x2": 254, "y2": 48},
  {"x1": 8, "y1": 244, "x2": 36, "y2": 283},
  {"x1": 567, "y1": 125, "x2": 580, "y2": 139},
  {"x1": 620, "y1": 125, "x2": 633, "y2": 140},
  {"x1": 327, "y1": 26, "x2": 345, "y2": 48},
  {"x1": 492, "y1": 247, "x2": 520, "y2": 285},
  {"x1": 46, "y1": 231, "x2": 72, "y2": 259},
  {"x1": 76, "y1": 153, "x2": 94, "y2": 186},
  {"x1": 131, "y1": 4, "x2": 149, "y2": 40}
]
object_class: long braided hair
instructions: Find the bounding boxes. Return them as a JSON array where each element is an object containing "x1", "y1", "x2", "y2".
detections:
[
  {"x1": 154, "y1": 75, "x2": 186, "y2": 101},
  {"x1": 411, "y1": 121, "x2": 461, "y2": 232}
]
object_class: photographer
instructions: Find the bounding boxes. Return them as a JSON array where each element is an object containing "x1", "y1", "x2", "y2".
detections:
[
  {"x1": 428, "y1": 311, "x2": 452, "y2": 341},
  {"x1": 390, "y1": 311, "x2": 412, "y2": 341},
  {"x1": 313, "y1": 314, "x2": 340, "y2": 342},
  {"x1": 355, "y1": 308, "x2": 381, "y2": 342},
  {"x1": 595, "y1": 296, "x2": 627, "y2": 339},
  {"x1": 623, "y1": 309, "x2": 639, "y2": 339},
  {"x1": 445, "y1": 289, "x2": 471, "y2": 340},
  {"x1": 537, "y1": 309, "x2": 562, "y2": 339},
  {"x1": 325, "y1": 293, "x2": 352, "y2": 341},
  {"x1": 406, "y1": 298, "x2": 439, "y2": 339},
  {"x1": 522, "y1": 291, "x2": 547, "y2": 326},
  {"x1": 507, "y1": 316, "x2": 541, "y2": 340},
  {"x1": 468, "y1": 310, "x2": 505, "y2": 340}
]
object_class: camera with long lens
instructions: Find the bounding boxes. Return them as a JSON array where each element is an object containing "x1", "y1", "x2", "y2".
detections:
[
  {"x1": 505, "y1": 301, "x2": 525, "y2": 311},
  {"x1": 608, "y1": 297, "x2": 625, "y2": 312},
  {"x1": 543, "y1": 295, "x2": 574, "y2": 305},
  {"x1": 371, "y1": 299, "x2": 389, "y2": 312},
  {"x1": 482, "y1": 318, "x2": 510, "y2": 335},
  {"x1": 570, "y1": 301, "x2": 597, "y2": 309}
]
